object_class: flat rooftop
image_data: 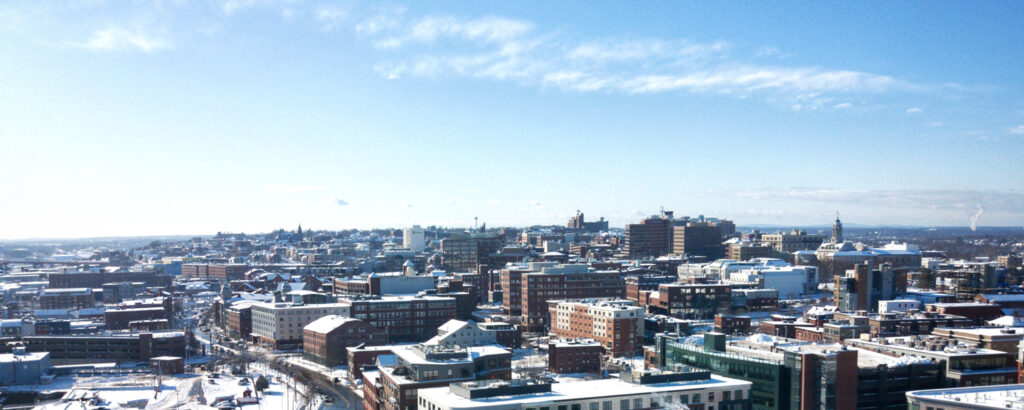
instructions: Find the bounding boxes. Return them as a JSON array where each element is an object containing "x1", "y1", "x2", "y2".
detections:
[
  {"x1": 908, "y1": 384, "x2": 1024, "y2": 409},
  {"x1": 419, "y1": 374, "x2": 750, "y2": 409}
]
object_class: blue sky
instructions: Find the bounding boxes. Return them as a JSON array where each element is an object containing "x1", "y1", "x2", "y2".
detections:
[{"x1": 1, "y1": 1, "x2": 1023, "y2": 238}]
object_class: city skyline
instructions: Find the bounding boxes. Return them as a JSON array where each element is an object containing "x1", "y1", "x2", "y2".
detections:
[{"x1": 2, "y1": 2, "x2": 1024, "y2": 238}]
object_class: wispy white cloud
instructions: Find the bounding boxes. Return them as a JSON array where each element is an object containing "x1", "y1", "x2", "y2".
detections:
[
  {"x1": 834, "y1": 102, "x2": 852, "y2": 109},
  {"x1": 906, "y1": 107, "x2": 922, "y2": 114},
  {"x1": 356, "y1": 7, "x2": 405, "y2": 35},
  {"x1": 76, "y1": 27, "x2": 169, "y2": 52},
  {"x1": 333, "y1": 198, "x2": 349, "y2": 206},
  {"x1": 1009, "y1": 125, "x2": 1024, "y2": 135},
  {"x1": 316, "y1": 6, "x2": 351, "y2": 31},
  {"x1": 375, "y1": 15, "x2": 533, "y2": 49},
  {"x1": 363, "y1": 13, "x2": 916, "y2": 104}
]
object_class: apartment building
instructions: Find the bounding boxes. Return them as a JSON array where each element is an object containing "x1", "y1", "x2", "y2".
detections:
[
  {"x1": 250, "y1": 302, "x2": 351, "y2": 349},
  {"x1": 516, "y1": 264, "x2": 625, "y2": 332},
  {"x1": 342, "y1": 295, "x2": 457, "y2": 343},
  {"x1": 549, "y1": 298, "x2": 644, "y2": 357}
]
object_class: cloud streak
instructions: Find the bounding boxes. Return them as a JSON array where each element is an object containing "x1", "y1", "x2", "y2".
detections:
[
  {"x1": 365, "y1": 13, "x2": 919, "y2": 104},
  {"x1": 76, "y1": 27, "x2": 169, "y2": 52}
]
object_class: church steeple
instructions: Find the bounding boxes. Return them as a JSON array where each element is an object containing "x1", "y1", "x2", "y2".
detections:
[{"x1": 831, "y1": 212, "x2": 843, "y2": 243}]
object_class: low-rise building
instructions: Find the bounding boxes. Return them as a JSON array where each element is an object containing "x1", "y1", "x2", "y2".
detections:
[
  {"x1": 907, "y1": 384, "x2": 1024, "y2": 410},
  {"x1": 0, "y1": 348, "x2": 50, "y2": 385},
  {"x1": 39, "y1": 288, "x2": 95, "y2": 310},
  {"x1": 714, "y1": 314, "x2": 751, "y2": 335},
  {"x1": 418, "y1": 369, "x2": 752, "y2": 410},
  {"x1": 847, "y1": 335, "x2": 1018, "y2": 387},
  {"x1": 926, "y1": 303, "x2": 1004, "y2": 325},
  {"x1": 343, "y1": 295, "x2": 458, "y2": 343},
  {"x1": 250, "y1": 302, "x2": 351, "y2": 350},
  {"x1": 365, "y1": 344, "x2": 511, "y2": 410},
  {"x1": 646, "y1": 283, "x2": 731, "y2": 319},
  {"x1": 655, "y1": 332, "x2": 945, "y2": 410},
  {"x1": 548, "y1": 339, "x2": 603, "y2": 374},
  {"x1": 19, "y1": 331, "x2": 185, "y2": 365},
  {"x1": 303, "y1": 316, "x2": 386, "y2": 366}
]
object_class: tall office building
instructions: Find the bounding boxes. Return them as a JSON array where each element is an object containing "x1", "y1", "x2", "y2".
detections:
[
  {"x1": 622, "y1": 212, "x2": 674, "y2": 258},
  {"x1": 402, "y1": 225, "x2": 426, "y2": 252},
  {"x1": 673, "y1": 221, "x2": 725, "y2": 259},
  {"x1": 441, "y1": 231, "x2": 504, "y2": 272}
]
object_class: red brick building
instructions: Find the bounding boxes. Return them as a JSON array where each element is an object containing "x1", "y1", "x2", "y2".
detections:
[
  {"x1": 926, "y1": 302, "x2": 1004, "y2": 325},
  {"x1": 225, "y1": 304, "x2": 253, "y2": 340},
  {"x1": 549, "y1": 299, "x2": 644, "y2": 357},
  {"x1": 39, "y1": 288, "x2": 95, "y2": 310},
  {"x1": 48, "y1": 271, "x2": 170, "y2": 289},
  {"x1": 714, "y1": 314, "x2": 751, "y2": 335},
  {"x1": 624, "y1": 274, "x2": 676, "y2": 304},
  {"x1": 302, "y1": 316, "x2": 386, "y2": 366},
  {"x1": 517, "y1": 264, "x2": 624, "y2": 332},
  {"x1": 344, "y1": 295, "x2": 458, "y2": 343},
  {"x1": 548, "y1": 340, "x2": 603, "y2": 374},
  {"x1": 181, "y1": 263, "x2": 248, "y2": 281},
  {"x1": 105, "y1": 307, "x2": 169, "y2": 330}
]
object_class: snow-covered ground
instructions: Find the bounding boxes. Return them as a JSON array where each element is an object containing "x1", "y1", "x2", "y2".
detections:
[{"x1": 34, "y1": 363, "x2": 318, "y2": 410}]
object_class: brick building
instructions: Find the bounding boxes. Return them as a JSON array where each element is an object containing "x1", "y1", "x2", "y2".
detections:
[
  {"x1": 105, "y1": 307, "x2": 169, "y2": 330},
  {"x1": 39, "y1": 288, "x2": 95, "y2": 310},
  {"x1": 549, "y1": 299, "x2": 644, "y2": 357},
  {"x1": 624, "y1": 274, "x2": 676, "y2": 304},
  {"x1": 548, "y1": 339, "x2": 603, "y2": 374},
  {"x1": 303, "y1": 316, "x2": 386, "y2": 366},
  {"x1": 18, "y1": 332, "x2": 186, "y2": 365},
  {"x1": 516, "y1": 264, "x2": 625, "y2": 332},
  {"x1": 714, "y1": 314, "x2": 751, "y2": 335},
  {"x1": 48, "y1": 270, "x2": 170, "y2": 289},
  {"x1": 343, "y1": 295, "x2": 458, "y2": 343},
  {"x1": 925, "y1": 302, "x2": 1004, "y2": 325},
  {"x1": 622, "y1": 214, "x2": 674, "y2": 258}
]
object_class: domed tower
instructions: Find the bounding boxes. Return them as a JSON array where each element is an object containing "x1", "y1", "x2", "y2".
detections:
[{"x1": 831, "y1": 213, "x2": 843, "y2": 243}]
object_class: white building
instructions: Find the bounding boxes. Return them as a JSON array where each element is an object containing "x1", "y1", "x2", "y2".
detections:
[
  {"x1": 424, "y1": 319, "x2": 498, "y2": 348},
  {"x1": 250, "y1": 302, "x2": 351, "y2": 347},
  {"x1": 878, "y1": 299, "x2": 922, "y2": 314},
  {"x1": 706, "y1": 259, "x2": 817, "y2": 299},
  {"x1": 404, "y1": 225, "x2": 426, "y2": 252},
  {"x1": 681, "y1": 258, "x2": 791, "y2": 281},
  {"x1": 906, "y1": 384, "x2": 1024, "y2": 410},
  {"x1": 418, "y1": 370, "x2": 751, "y2": 410}
]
